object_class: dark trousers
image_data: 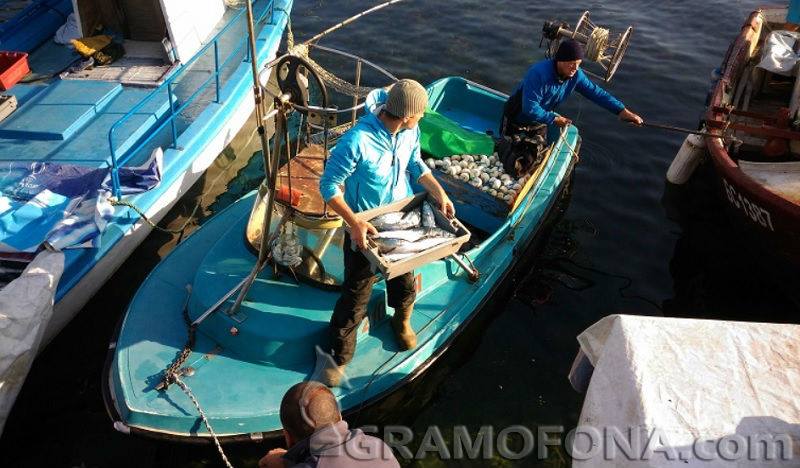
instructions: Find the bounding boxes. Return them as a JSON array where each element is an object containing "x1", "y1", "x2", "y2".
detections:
[{"x1": 329, "y1": 234, "x2": 416, "y2": 365}]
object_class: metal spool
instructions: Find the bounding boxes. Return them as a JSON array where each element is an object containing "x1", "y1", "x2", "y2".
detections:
[{"x1": 542, "y1": 11, "x2": 633, "y2": 82}]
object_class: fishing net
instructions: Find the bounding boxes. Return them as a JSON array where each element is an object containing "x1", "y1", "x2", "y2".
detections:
[{"x1": 286, "y1": 24, "x2": 375, "y2": 99}]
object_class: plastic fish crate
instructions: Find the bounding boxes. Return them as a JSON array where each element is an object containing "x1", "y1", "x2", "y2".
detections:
[
  {"x1": 0, "y1": 52, "x2": 29, "y2": 91},
  {"x1": 347, "y1": 193, "x2": 471, "y2": 280}
]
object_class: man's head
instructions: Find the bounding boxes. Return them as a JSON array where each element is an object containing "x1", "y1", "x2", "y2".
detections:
[
  {"x1": 554, "y1": 39, "x2": 584, "y2": 80},
  {"x1": 280, "y1": 381, "x2": 342, "y2": 447},
  {"x1": 384, "y1": 79, "x2": 428, "y2": 130}
]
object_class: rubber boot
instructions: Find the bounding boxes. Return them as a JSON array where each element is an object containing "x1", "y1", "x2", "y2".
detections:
[
  {"x1": 319, "y1": 361, "x2": 347, "y2": 387},
  {"x1": 392, "y1": 306, "x2": 417, "y2": 350}
]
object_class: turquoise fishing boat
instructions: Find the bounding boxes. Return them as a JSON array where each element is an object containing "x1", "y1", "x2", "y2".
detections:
[
  {"x1": 103, "y1": 52, "x2": 580, "y2": 441},
  {"x1": 0, "y1": 0, "x2": 292, "y2": 350}
]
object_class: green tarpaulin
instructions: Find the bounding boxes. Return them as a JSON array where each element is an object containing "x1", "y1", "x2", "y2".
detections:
[{"x1": 419, "y1": 109, "x2": 496, "y2": 159}]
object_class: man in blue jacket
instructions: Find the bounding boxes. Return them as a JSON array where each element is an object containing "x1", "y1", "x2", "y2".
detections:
[
  {"x1": 318, "y1": 79, "x2": 453, "y2": 387},
  {"x1": 503, "y1": 39, "x2": 642, "y2": 138}
]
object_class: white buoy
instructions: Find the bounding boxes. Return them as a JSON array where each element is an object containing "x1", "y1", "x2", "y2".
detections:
[{"x1": 666, "y1": 133, "x2": 706, "y2": 184}]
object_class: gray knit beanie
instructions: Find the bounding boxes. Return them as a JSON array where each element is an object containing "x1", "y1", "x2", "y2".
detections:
[{"x1": 385, "y1": 79, "x2": 428, "y2": 118}]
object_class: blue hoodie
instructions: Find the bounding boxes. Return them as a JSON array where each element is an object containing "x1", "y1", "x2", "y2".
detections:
[
  {"x1": 516, "y1": 59, "x2": 625, "y2": 125},
  {"x1": 319, "y1": 89, "x2": 430, "y2": 213}
]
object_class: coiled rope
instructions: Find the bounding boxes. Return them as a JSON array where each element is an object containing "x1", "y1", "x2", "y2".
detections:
[{"x1": 585, "y1": 27, "x2": 610, "y2": 62}]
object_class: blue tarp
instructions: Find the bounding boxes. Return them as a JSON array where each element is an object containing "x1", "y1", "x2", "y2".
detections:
[
  {"x1": 790, "y1": 0, "x2": 800, "y2": 24},
  {"x1": 0, "y1": 149, "x2": 162, "y2": 253}
]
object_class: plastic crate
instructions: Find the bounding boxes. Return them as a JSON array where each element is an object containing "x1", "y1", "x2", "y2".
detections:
[
  {"x1": 347, "y1": 193, "x2": 471, "y2": 280},
  {"x1": 0, "y1": 52, "x2": 29, "y2": 91}
]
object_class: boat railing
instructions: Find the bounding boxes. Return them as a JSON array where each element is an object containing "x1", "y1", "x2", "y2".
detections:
[{"x1": 107, "y1": 0, "x2": 276, "y2": 199}]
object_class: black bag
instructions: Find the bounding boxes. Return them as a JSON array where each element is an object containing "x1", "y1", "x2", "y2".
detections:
[{"x1": 497, "y1": 89, "x2": 549, "y2": 178}]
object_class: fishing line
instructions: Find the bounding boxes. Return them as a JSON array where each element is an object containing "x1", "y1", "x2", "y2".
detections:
[{"x1": 553, "y1": 257, "x2": 663, "y2": 312}]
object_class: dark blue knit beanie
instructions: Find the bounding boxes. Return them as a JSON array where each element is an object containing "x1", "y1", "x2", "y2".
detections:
[{"x1": 554, "y1": 39, "x2": 585, "y2": 62}]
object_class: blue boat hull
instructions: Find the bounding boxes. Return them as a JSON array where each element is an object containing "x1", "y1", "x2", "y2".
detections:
[
  {"x1": 104, "y1": 77, "x2": 581, "y2": 440},
  {"x1": 1, "y1": 0, "x2": 293, "y2": 349}
]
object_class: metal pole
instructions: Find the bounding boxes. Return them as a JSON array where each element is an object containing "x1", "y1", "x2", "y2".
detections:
[
  {"x1": 304, "y1": 0, "x2": 407, "y2": 45},
  {"x1": 351, "y1": 60, "x2": 362, "y2": 125},
  {"x1": 228, "y1": 109, "x2": 286, "y2": 316},
  {"x1": 213, "y1": 40, "x2": 221, "y2": 103},
  {"x1": 640, "y1": 122, "x2": 716, "y2": 137},
  {"x1": 245, "y1": 0, "x2": 274, "y2": 181},
  {"x1": 167, "y1": 82, "x2": 178, "y2": 147}
]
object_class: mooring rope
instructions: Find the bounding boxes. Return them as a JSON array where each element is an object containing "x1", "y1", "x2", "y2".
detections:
[
  {"x1": 173, "y1": 376, "x2": 235, "y2": 468},
  {"x1": 109, "y1": 198, "x2": 201, "y2": 235}
]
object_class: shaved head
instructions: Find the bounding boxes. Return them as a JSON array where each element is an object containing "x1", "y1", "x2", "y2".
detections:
[{"x1": 280, "y1": 381, "x2": 341, "y2": 441}]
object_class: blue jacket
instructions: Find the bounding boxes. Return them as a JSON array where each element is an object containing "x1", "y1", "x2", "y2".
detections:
[
  {"x1": 319, "y1": 89, "x2": 430, "y2": 214},
  {"x1": 515, "y1": 59, "x2": 625, "y2": 125}
]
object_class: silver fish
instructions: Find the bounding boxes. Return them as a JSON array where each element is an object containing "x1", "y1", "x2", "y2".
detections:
[
  {"x1": 371, "y1": 209, "x2": 421, "y2": 231},
  {"x1": 387, "y1": 236, "x2": 454, "y2": 254},
  {"x1": 372, "y1": 228, "x2": 456, "y2": 254},
  {"x1": 372, "y1": 228, "x2": 429, "y2": 242},
  {"x1": 384, "y1": 252, "x2": 416, "y2": 263},
  {"x1": 373, "y1": 237, "x2": 410, "y2": 254},
  {"x1": 421, "y1": 201, "x2": 436, "y2": 228}
]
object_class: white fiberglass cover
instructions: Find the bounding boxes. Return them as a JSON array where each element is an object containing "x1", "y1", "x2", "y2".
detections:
[
  {"x1": 0, "y1": 250, "x2": 64, "y2": 436},
  {"x1": 571, "y1": 315, "x2": 800, "y2": 468},
  {"x1": 159, "y1": 0, "x2": 225, "y2": 62}
]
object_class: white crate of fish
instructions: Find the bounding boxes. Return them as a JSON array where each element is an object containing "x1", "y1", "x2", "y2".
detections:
[
  {"x1": 424, "y1": 153, "x2": 530, "y2": 204},
  {"x1": 347, "y1": 193, "x2": 471, "y2": 280}
]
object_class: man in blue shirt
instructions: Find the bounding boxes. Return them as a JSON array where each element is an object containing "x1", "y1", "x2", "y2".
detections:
[
  {"x1": 503, "y1": 39, "x2": 642, "y2": 138},
  {"x1": 318, "y1": 79, "x2": 453, "y2": 387}
]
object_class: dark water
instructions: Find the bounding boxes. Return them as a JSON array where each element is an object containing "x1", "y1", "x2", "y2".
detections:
[{"x1": 3, "y1": 1, "x2": 798, "y2": 467}]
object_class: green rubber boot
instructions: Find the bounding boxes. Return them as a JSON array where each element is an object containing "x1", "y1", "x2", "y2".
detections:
[
  {"x1": 319, "y1": 361, "x2": 347, "y2": 387},
  {"x1": 392, "y1": 306, "x2": 417, "y2": 350}
]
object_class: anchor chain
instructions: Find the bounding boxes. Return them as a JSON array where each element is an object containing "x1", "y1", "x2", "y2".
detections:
[{"x1": 156, "y1": 294, "x2": 197, "y2": 391}]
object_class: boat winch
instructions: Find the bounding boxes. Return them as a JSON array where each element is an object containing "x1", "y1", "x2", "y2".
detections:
[{"x1": 541, "y1": 11, "x2": 633, "y2": 82}]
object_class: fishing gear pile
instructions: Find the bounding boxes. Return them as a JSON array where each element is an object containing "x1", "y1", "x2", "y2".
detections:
[
  {"x1": 426, "y1": 153, "x2": 530, "y2": 204},
  {"x1": 271, "y1": 222, "x2": 303, "y2": 268}
]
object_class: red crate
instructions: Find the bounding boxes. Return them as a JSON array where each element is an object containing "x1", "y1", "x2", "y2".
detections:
[{"x1": 0, "y1": 52, "x2": 29, "y2": 91}]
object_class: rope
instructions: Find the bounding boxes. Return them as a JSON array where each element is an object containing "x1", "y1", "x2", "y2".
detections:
[
  {"x1": 110, "y1": 198, "x2": 200, "y2": 235},
  {"x1": 173, "y1": 376, "x2": 235, "y2": 468},
  {"x1": 109, "y1": 144, "x2": 239, "y2": 237},
  {"x1": 286, "y1": 24, "x2": 375, "y2": 98},
  {"x1": 586, "y1": 27, "x2": 610, "y2": 62}
]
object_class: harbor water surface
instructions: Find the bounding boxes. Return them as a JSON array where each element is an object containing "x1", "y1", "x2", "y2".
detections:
[{"x1": 2, "y1": 1, "x2": 798, "y2": 467}]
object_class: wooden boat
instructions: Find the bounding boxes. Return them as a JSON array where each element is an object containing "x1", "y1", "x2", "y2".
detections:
[
  {"x1": 700, "y1": 6, "x2": 800, "y2": 269},
  {"x1": 102, "y1": 68, "x2": 581, "y2": 442},
  {"x1": 0, "y1": 0, "x2": 291, "y2": 350}
]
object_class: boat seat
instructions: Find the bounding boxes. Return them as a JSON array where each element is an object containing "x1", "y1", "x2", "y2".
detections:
[
  {"x1": 276, "y1": 143, "x2": 342, "y2": 229},
  {"x1": 739, "y1": 160, "x2": 800, "y2": 204}
]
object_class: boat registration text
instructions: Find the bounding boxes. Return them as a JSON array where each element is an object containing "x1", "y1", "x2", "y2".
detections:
[{"x1": 722, "y1": 179, "x2": 775, "y2": 231}]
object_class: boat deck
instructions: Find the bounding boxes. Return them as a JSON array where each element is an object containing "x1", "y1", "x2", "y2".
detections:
[{"x1": 0, "y1": 80, "x2": 172, "y2": 168}]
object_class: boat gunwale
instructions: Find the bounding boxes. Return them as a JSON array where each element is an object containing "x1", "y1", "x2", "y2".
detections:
[
  {"x1": 705, "y1": 8, "x2": 800, "y2": 223},
  {"x1": 102, "y1": 142, "x2": 579, "y2": 443}
]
